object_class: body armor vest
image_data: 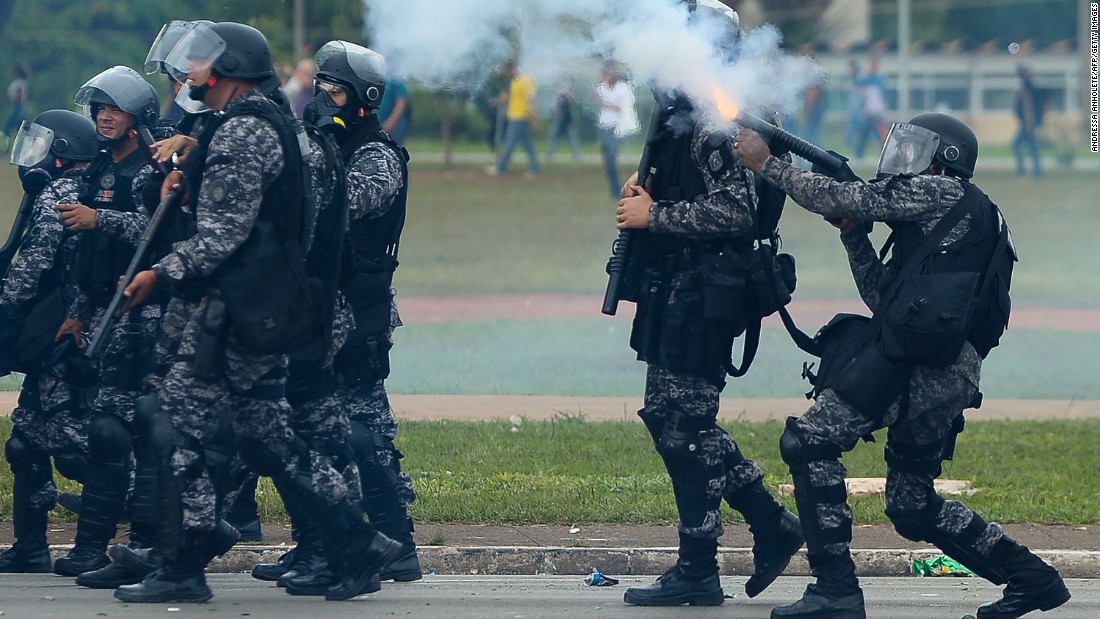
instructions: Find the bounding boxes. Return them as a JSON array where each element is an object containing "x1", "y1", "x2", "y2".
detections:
[
  {"x1": 887, "y1": 184, "x2": 997, "y2": 279},
  {"x1": 337, "y1": 116, "x2": 409, "y2": 281},
  {"x1": 174, "y1": 93, "x2": 306, "y2": 293},
  {"x1": 74, "y1": 149, "x2": 145, "y2": 306}
]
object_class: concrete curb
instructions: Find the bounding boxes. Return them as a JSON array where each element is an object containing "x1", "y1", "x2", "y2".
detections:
[{"x1": 23, "y1": 545, "x2": 1095, "y2": 579}]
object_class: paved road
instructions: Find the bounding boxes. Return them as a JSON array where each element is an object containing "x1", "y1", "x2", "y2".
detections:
[{"x1": 1, "y1": 574, "x2": 1095, "y2": 619}]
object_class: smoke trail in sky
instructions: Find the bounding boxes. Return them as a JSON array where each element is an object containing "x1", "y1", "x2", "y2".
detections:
[{"x1": 365, "y1": 0, "x2": 823, "y2": 124}]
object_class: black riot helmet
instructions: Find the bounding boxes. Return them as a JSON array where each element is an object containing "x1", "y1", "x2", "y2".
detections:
[
  {"x1": 314, "y1": 40, "x2": 386, "y2": 110},
  {"x1": 162, "y1": 21, "x2": 276, "y2": 84},
  {"x1": 877, "y1": 112, "x2": 978, "y2": 179},
  {"x1": 687, "y1": 0, "x2": 741, "y2": 62},
  {"x1": 10, "y1": 109, "x2": 97, "y2": 187},
  {"x1": 74, "y1": 65, "x2": 160, "y2": 129},
  {"x1": 908, "y1": 112, "x2": 979, "y2": 178},
  {"x1": 10, "y1": 109, "x2": 98, "y2": 168}
]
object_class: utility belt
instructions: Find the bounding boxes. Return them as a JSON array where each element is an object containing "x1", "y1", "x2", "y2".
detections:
[
  {"x1": 333, "y1": 270, "x2": 394, "y2": 386},
  {"x1": 629, "y1": 242, "x2": 796, "y2": 383}
]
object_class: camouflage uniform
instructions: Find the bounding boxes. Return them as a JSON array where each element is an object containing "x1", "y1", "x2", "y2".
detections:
[
  {"x1": 4, "y1": 173, "x2": 90, "y2": 462},
  {"x1": 334, "y1": 138, "x2": 415, "y2": 507},
  {"x1": 152, "y1": 90, "x2": 354, "y2": 532},
  {"x1": 0, "y1": 172, "x2": 91, "y2": 571},
  {"x1": 632, "y1": 117, "x2": 795, "y2": 572},
  {"x1": 759, "y1": 156, "x2": 1003, "y2": 576}
]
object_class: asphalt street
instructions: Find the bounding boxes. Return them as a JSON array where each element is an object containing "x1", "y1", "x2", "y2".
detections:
[{"x1": 1, "y1": 574, "x2": 1096, "y2": 619}]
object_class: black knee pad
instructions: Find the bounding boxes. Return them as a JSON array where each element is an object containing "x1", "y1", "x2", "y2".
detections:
[
  {"x1": 780, "y1": 416, "x2": 841, "y2": 475},
  {"x1": 237, "y1": 436, "x2": 307, "y2": 478},
  {"x1": 133, "y1": 393, "x2": 160, "y2": 437},
  {"x1": 348, "y1": 421, "x2": 378, "y2": 462},
  {"x1": 887, "y1": 496, "x2": 944, "y2": 543},
  {"x1": 5, "y1": 434, "x2": 33, "y2": 473},
  {"x1": 655, "y1": 415, "x2": 715, "y2": 463},
  {"x1": 88, "y1": 413, "x2": 133, "y2": 463},
  {"x1": 779, "y1": 417, "x2": 807, "y2": 473},
  {"x1": 54, "y1": 452, "x2": 87, "y2": 482}
]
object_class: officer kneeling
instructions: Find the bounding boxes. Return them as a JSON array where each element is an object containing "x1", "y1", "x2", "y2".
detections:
[{"x1": 733, "y1": 114, "x2": 1070, "y2": 619}]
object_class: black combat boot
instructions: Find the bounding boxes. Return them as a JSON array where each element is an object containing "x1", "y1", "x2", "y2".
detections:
[
  {"x1": 353, "y1": 422, "x2": 424, "y2": 582},
  {"x1": 623, "y1": 534, "x2": 724, "y2": 606},
  {"x1": 114, "y1": 533, "x2": 214, "y2": 604},
  {"x1": 225, "y1": 477, "x2": 263, "y2": 542},
  {"x1": 76, "y1": 521, "x2": 167, "y2": 588},
  {"x1": 976, "y1": 537, "x2": 1071, "y2": 619},
  {"x1": 0, "y1": 458, "x2": 55, "y2": 573},
  {"x1": 726, "y1": 479, "x2": 805, "y2": 598},
  {"x1": 285, "y1": 569, "x2": 381, "y2": 597},
  {"x1": 771, "y1": 551, "x2": 865, "y2": 619},
  {"x1": 271, "y1": 521, "x2": 324, "y2": 586},
  {"x1": 54, "y1": 460, "x2": 130, "y2": 576},
  {"x1": 252, "y1": 498, "x2": 311, "y2": 582}
]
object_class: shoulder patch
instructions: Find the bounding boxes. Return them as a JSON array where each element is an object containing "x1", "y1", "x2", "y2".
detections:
[
  {"x1": 355, "y1": 158, "x2": 379, "y2": 177},
  {"x1": 708, "y1": 150, "x2": 724, "y2": 173},
  {"x1": 208, "y1": 179, "x2": 228, "y2": 203}
]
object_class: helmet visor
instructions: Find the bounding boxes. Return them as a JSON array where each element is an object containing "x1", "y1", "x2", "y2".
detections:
[
  {"x1": 73, "y1": 67, "x2": 151, "y2": 116},
  {"x1": 876, "y1": 122, "x2": 940, "y2": 177},
  {"x1": 162, "y1": 22, "x2": 226, "y2": 84},
  {"x1": 145, "y1": 20, "x2": 192, "y2": 74},
  {"x1": 173, "y1": 83, "x2": 211, "y2": 114},
  {"x1": 9, "y1": 121, "x2": 54, "y2": 168},
  {"x1": 315, "y1": 40, "x2": 383, "y2": 83}
]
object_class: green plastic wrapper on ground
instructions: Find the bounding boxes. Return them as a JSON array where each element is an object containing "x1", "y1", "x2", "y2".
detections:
[{"x1": 913, "y1": 556, "x2": 978, "y2": 577}]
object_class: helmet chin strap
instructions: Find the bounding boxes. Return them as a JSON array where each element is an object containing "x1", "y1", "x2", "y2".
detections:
[{"x1": 188, "y1": 75, "x2": 218, "y2": 103}]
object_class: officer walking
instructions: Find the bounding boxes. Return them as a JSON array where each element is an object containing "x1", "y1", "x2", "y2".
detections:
[
  {"x1": 49, "y1": 65, "x2": 165, "y2": 584},
  {"x1": 0, "y1": 110, "x2": 98, "y2": 573},
  {"x1": 614, "y1": 1, "x2": 803, "y2": 607},
  {"x1": 115, "y1": 21, "x2": 402, "y2": 603},
  {"x1": 309, "y1": 39, "x2": 421, "y2": 584},
  {"x1": 733, "y1": 113, "x2": 1071, "y2": 619}
]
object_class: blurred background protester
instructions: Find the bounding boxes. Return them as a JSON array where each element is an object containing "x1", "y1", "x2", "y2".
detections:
[
  {"x1": 3, "y1": 63, "x2": 30, "y2": 150},
  {"x1": 853, "y1": 57, "x2": 888, "y2": 159},
  {"x1": 844, "y1": 59, "x2": 863, "y2": 153},
  {"x1": 488, "y1": 60, "x2": 540, "y2": 177},
  {"x1": 1012, "y1": 64, "x2": 1045, "y2": 178},
  {"x1": 594, "y1": 60, "x2": 636, "y2": 199},
  {"x1": 379, "y1": 74, "x2": 411, "y2": 146},
  {"x1": 283, "y1": 57, "x2": 316, "y2": 119},
  {"x1": 546, "y1": 79, "x2": 580, "y2": 162}
]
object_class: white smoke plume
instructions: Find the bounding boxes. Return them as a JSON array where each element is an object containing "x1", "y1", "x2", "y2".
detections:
[{"x1": 365, "y1": 0, "x2": 824, "y2": 126}]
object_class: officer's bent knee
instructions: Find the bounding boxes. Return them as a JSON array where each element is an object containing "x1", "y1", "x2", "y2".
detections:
[
  {"x1": 4, "y1": 435, "x2": 31, "y2": 472},
  {"x1": 88, "y1": 414, "x2": 133, "y2": 462},
  {"x1": 54, "y1": 452, "x2": 87, "y2": 482},
  {"x1": 236, "y1": 436, "x2": 288, "y2": 478}
]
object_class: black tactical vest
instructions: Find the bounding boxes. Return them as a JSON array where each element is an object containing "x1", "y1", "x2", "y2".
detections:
[
  {"x1": 174, "y1": 94, "x2": 306, "y2": 292},
  {"x1": 73, "y1": 149, "x2": 146, "y2": 306},
  {"x1": 336, "y1": 116, "x2": 409, "y2": 280},
  {"x1": 886, "y1": 180, "x2": 1012, "y2": 357}
]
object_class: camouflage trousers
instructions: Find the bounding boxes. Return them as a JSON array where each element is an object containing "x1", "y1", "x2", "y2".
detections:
[
  {"x1": 10, "y1": 370, "x2": 92, "y2": 458},
  {"x1": 160, "y1": 295, "x2": 358, "y2": 531},
  {"x1": 89, "y1": 304, "x2": 162, "y2": 426},
  {"x1": 790, "y1": 361, "x2": 1003, "y2": 561},
  {"x1": 640, "y1": 364, "x2": 768, "y2": 541},
  {"x1": 338, "y1": 380, "x2": 416, "y2": 508}
]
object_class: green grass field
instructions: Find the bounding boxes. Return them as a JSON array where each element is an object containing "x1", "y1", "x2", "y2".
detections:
[
  {"x1": 3, "y1": 416, "x2": 1097, "y2": 526},
  {"x1": 2, "y1": 153, "x2": 1098, "y2": 399}
]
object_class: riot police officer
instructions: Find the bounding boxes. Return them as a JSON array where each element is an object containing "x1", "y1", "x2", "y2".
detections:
[
  {"x1": 0, "y1": 109, "x2": 98, "y2": 573},
  {"x1": 615, "y1": 1, "x2": 803, "y2": 607},
  {"x1": 733, "y1": 113, "x2": 1070, "y2": 619},
  {"x1": 50, "y1": 66, "x2": 165, "y2": 583},
  {"x1": 310, "y1": 40, "x2": 421, "y2": 583},
  {"x1": 116, "y1": 21, "x2": 402, "y2": 603},
  {"x1": 252, "y1": 39, "x2": 422, "y2": 594}
]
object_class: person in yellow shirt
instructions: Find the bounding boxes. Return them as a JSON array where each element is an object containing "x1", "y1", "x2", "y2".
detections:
[{"x1": 489, "y1": 60, "x2": 540, "y2": 176}]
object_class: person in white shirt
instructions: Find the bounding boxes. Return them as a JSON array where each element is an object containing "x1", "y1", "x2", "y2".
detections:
[{"x1": 595, "y1": 61, "x2": 636, "y2": 199}]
